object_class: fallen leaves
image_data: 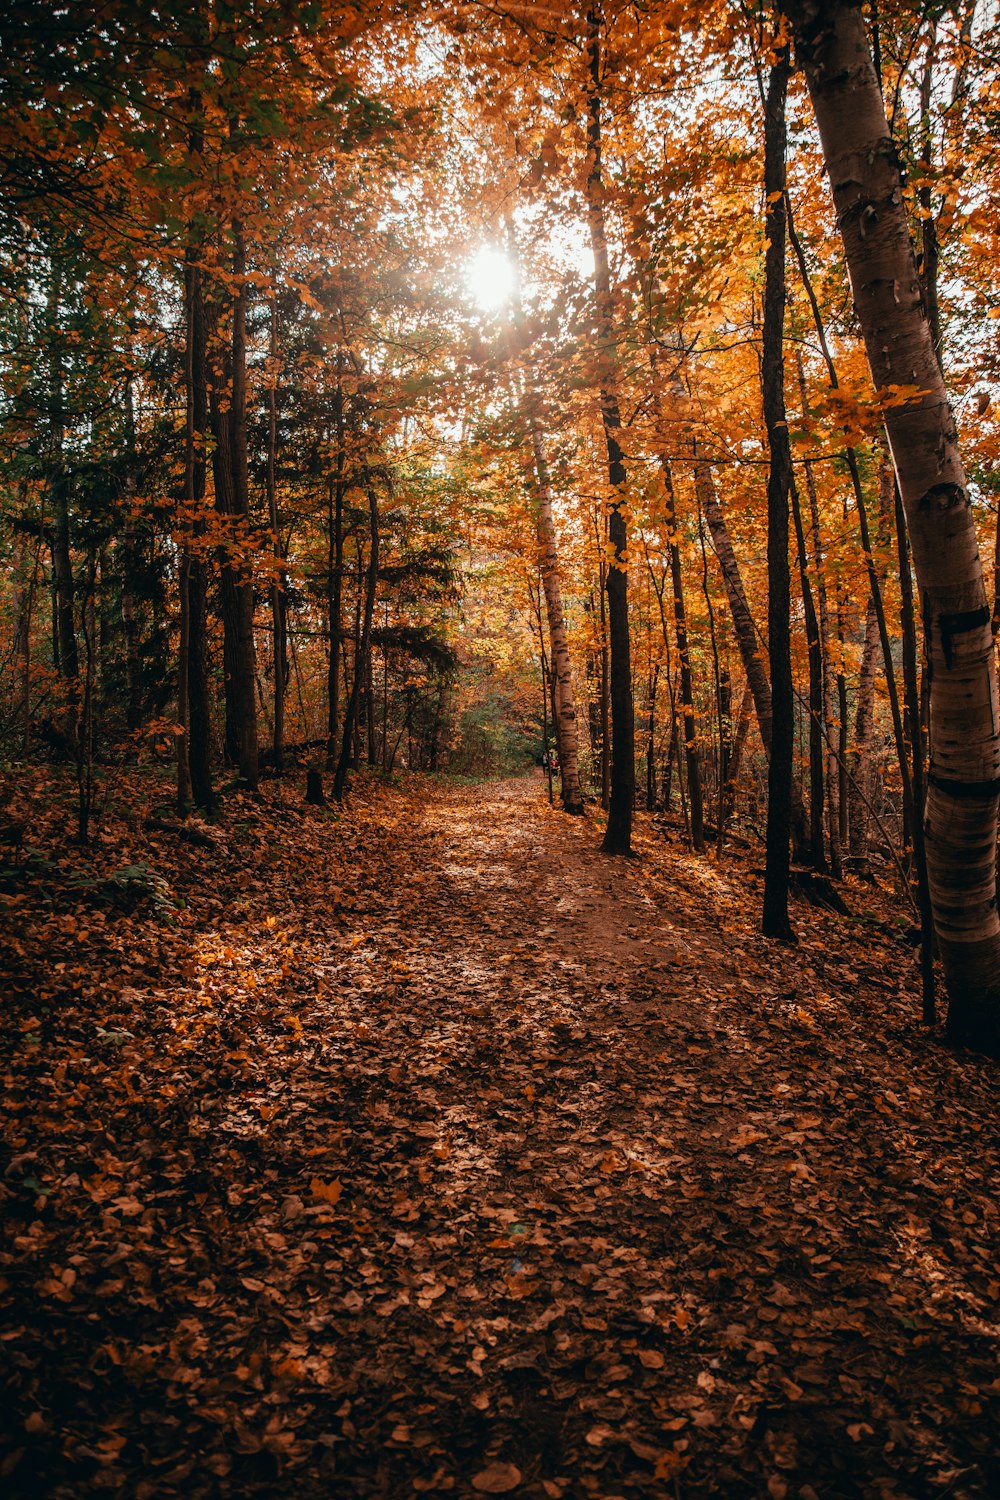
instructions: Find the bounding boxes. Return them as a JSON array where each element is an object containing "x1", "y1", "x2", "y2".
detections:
[
  {"x1": 1, "y1": 770, "x2": 999, "y2": 1499},
  {"x1": 308, "y1": 1177, "x2": 343, "y2": 1205},
  {"x1": 471, "y1": 1461, "x2": 522, "y2": 1492}
]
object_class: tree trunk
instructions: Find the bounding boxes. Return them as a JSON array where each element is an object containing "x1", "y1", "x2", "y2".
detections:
[
  {"x1": 266, "y1": 290, "x2": 287, "y2": 772},
  {"x1": 178, "y1": 263, "x2": 195, "y2": 814},
  {"x1": 209, "y1": 218, "x2": 258, "y2": 790},
  {"x1": 47, "y1": 265, "x2": 78, "y2": 748},
  {"x1": 657, "y1": 444, "x2": 704, "y2": 851},
  {"x1": 121, "y1": 372, "x2": 142, "y2": 734},
  {"x1": 895, "y1": 476, "x2": 936, "y2": 1024},
  {"x1": 850, "y1": 593, "x2": 880, "y2": 861},
  {"x1": 12, "y1": 518, "x2": 40, "y2": 754},
  {"x1": 729, "y1": 683, "x2": 754, "y2": 810},
  {"x1": 326, "y1": 381, "x2": 346, "y2": 772},
  {"x1": 695, "y1": 453, "x2": 773, "y2": 759},
  {"x1": 788, "y1": 0, "x2": 1000, "y2": 1048},
  {"x1": 646, "y1": 662, "x2": 659, "y2": 812},
  {"x1": 530, "y1": 429, "x2": 585, "y2": 813},
  {"x1": 186, "y1": 248, "x2": 213, "y2": 812},
  {"x1": 697, "y1": 510, "x2": 731, "y2": 846},
  {"x1": 794, "y1": 349, "x2": 840, "y2": 875},
  {"x1": 761, "y1": 52, "x2": 795, "y2": 941},
  {"x1": 597, "y1": 552, "x2": 611, "y2": 809},
  {"x1": 790, "y1": 473, "x2": 826, "y2": 870},
  {"x1": 586, "y1": 6, "x2": 634, "y2": 855},
  {"x1": 334, "y1": 481, "x2": 379, "y2": 802},
  {"x1": 917, "y1": 26, "x2": 942, "y2": 370}
]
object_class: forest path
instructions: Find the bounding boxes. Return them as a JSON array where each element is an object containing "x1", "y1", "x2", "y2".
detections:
[{"x1": 2, "y1": 771, "x2": 999, "y2": 1499}]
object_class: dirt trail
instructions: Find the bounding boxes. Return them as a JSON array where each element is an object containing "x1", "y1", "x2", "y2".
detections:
[{"x1": 2, "y1": 772, "x2": 999, "y2": 1499}]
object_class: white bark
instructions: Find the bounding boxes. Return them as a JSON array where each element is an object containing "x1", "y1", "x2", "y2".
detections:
[{"x1": 790, "y1": 0, "x2": 1000, "y2": 1045}]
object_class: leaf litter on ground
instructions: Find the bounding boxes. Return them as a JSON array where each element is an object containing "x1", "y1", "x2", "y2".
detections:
[{"x1": 1, "y1": 766, "x2": 998, "y2": 1498}]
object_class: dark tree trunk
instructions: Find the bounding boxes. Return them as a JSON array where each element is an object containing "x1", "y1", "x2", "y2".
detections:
[
  {"x1": 121, "y1": 372, "x2": 142, "y2": 734},
  {"x1": 761, "y1": 53, "x2": 795, "y2": 941},
  {"x1": 266, "y1": 290, "x2": 287, "y2": 772},
  {"x1": 184, "y1": 239, "x2": 214, "y2": 812},
  {"x1": 790, "y1": 474, "x2": 826, "y2": 870},
  {"x1": 895, "y1": 479, "x2": 936, "y2": 1024},
  {"x1": 47, "y1": 265, "x2": 78, "y2": 748},
  {"x1": 326, "y1": 382, "x2": 346, "y2": 772},
  {"x1": 597, "y1": 558, "x2": 611, "y2": 809},
  {"x1": 334, "y1": 482, "x2": 379, "y2": 802},
  {"x1": 646, "y1": 663, "x2": 659, "y2": 812},
  {"x1": 209, "y1": 217, "x2": 258, "y2": 790},
  {"x1": 586, "y1": 7, "x2": 634, "y2": 854},
  {"x1": 695, "y1": 453, "x2": 773, "y2": 759}
]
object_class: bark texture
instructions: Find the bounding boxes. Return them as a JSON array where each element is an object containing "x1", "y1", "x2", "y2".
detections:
[
  {"x1": 761, "y1": 53, "x2": 795, "y2": 941},
  {"x1": 788, "y1": 0, "x2": 1000, "y2": 1048},
  {"x1": 266, "y1": 293, "x2": 287, "y2": 773},
  {"x1": 695, "y1": 454, "x2": 773, "y2": 757},
  {"x1": 530, "y1": 430, "x2": 585, "y2": 814},
  {"x1": 334, "y1": 480, "x2": 379, "y2": 802},
  {"x1": 209, "y1": 220, "x2": 259, "y2": 790},
  {"x1": 586, "y1": 6, "x2": 634, "y2": 855}
]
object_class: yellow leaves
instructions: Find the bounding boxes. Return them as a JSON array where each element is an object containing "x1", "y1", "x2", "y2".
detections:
[
  {"x1": 812, "y1": 380, "x2": 929, "y2": 447},
  {"x1": 285, "y1": 277, "x2": 323, "y2": 313}
]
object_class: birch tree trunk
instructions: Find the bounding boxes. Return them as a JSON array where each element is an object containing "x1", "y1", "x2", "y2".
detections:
[{"x1": 787, "y1": 0, "x2": 1000, "y2": 1048}]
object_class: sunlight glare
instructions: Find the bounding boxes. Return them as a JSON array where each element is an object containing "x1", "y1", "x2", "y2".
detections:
[{"x1": 466, "y1": 247, "x2": 516, "y2": 312}]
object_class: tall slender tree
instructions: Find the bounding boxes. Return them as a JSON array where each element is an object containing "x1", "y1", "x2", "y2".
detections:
[
  {"x1": 584, "y1": 4, "x2": 634, "y2": 855},
  {"x1": 760, "y1": 49, "x2": 795, "y2": 941},
  {"x1": 785, "y1": 0, "x2": 1000, "y2": 1049}
]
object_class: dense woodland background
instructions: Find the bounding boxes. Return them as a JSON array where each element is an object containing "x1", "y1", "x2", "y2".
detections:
[
  {"x1": 3, "y1": 6, "x2": 1000, "y2": 859},
  {"x1": 4, "y1": 0, "x2": 998, "y2": 877}
]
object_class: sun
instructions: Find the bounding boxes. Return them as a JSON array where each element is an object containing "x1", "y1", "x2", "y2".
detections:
[{"x1": 466, "y1": 247, "x2": 516, "y2": 312}]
